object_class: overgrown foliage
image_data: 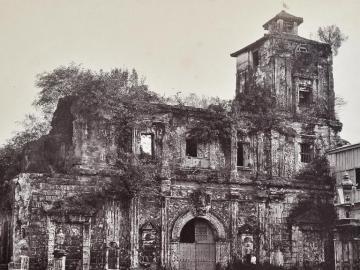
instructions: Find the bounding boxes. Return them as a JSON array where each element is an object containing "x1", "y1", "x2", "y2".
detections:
[
  {"x1": 164, "y1": 92, "x2": 233, "y2": 144},
  {"x1": 296, "y1": 155, "x2": 335, "y2": 184},
  {"x1": 0, "y1": 114, "x2": 49, "y2": 183},
  {"x1": 48, "y1": 162, "x2": 160, "y2": 214},
  {"x1": 0, "y1": 64, "x2": 235, "y2": 207},
  {"x1": 234, "y1": 89, "x2": 291, "y2": 136},
  {"x1": 35, "y1": 65, "x2": 165, "y2": 201},
  {"x1": 317, "y1": 25, "x2": 348, "y2": 56},
  {"x1": 163, "y1": 92, "x2": 231, "y2": 110}
]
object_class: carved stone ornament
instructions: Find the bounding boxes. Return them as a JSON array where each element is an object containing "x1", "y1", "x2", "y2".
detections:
[{"x1": 191, "y1": 189, "x2": 211, "y2": 216}]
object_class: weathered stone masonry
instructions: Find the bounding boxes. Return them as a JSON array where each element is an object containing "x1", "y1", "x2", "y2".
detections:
[{"x1": 0, "y1": 10, "x2": 343, "y2": 270}]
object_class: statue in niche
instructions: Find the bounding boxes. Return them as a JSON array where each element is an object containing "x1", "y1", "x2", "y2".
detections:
[
  {"x1": 139, "y1": 222, "x2": 159, "y2": 268},
  {"x1": 241, "y1": 236, "x2": 255, "y2": 264},
  {"x1": 238, "y1": 224, "x2": 258, "y2": 264},
  {"x1": 191, "y1": 189, "x2": 211, "y2": 216}
]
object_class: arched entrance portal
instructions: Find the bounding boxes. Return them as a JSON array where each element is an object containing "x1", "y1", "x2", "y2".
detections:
[{"x1": 178, "y1": 218, "x2": 216, "y2": 270}]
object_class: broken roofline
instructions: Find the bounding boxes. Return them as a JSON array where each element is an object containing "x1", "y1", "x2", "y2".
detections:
[
  {"x1": 230, "y1": 33, "x2": 330, "y2": 57},
  {"x1": 63, "y1": 94, "x2": 229, "y2": 120}
]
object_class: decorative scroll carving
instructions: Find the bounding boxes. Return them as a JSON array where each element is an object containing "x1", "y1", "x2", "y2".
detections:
[{"x1": 191, "y1": 189, "x2": 211, "y2": 216}]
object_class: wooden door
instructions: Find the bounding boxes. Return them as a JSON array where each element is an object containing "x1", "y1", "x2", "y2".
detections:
[
  {"x1": 178, "y1": 219, "x2": 215, "y2": 270},
  {"x1": 179, "y1": 243, "x2": 196, "y2": 270},
  {"x1": 195, "y1": 243, "x2": 216, "y2": 270}
]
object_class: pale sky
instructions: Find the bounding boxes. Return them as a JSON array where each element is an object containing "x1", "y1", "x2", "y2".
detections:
[{"x1": 1, "y1": 0, "x2": 360, "y2": 145}]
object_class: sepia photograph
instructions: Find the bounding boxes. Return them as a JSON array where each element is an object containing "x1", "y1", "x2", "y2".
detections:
[{"x1": 0, "y1": 1, "x2": 359, "y2": 269}]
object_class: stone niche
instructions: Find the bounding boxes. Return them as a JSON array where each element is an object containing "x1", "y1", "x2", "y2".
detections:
[
  {"x1": 139, "y1": 222, "x2": 159, "y2": 268},
  {"x1": 237, "y1": 224, "x2": 258, "y2": 263}
]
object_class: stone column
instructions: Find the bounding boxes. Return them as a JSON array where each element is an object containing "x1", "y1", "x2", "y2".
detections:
[
  {"x1": 47, "y1": 217, "x2": 56, "y2": 270},
  {"x1": 229, "y1": 188, "x2": 239, "y2": 261},
  {"x1": 160, "y1": 179, "x2": 171, "y2": 268},
  {"x1": 82, "y1": 220, "x2": 91, "y2": 270},
  {"x1": 104, "y1": 246, "x2": 109, "y2": 270},
  {"x1": 130, "y1": 196, "x2": 139, "y2": 269},
  {"x1": 257, "y1": 197, "x2": 267, "y2": 264},
  {"x1": 116, "y1": 247, "x2": 120, "y2": 269}
]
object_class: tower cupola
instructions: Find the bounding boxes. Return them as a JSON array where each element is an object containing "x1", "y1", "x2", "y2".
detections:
[{"x1": 263, "y1": 10, "x2": 303, "y2": 35}]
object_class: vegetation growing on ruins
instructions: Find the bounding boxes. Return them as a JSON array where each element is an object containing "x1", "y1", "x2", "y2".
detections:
[
  {"x1": 0, "y1": 54, "x2": 340, "y2": 208},
  {"x1": 317, "y1": 25, "x2": 348, "y2": 56},
  {"x1": 295, "y1": 154, "x2": 336, "y2": 184}
]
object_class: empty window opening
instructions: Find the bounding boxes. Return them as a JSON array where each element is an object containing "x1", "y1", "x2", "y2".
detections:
[
  {"x1": 300, "y1": 143, "x2": 312, "y2": 163},
  {"x1": 252, "y1": 51, "x2": 259, "y2": 68},
  {"x1": 356, "y1": 168, "x2": 360, "y2": 189},
  {"x1": 298, "y1": 79, "x2": 312, "y2": 106},
  {"x1": 186, "y1": 138, "x2": 197, "y2": 157},
  {"x1": 140, "y1": 134, "x2": 154, "y2": 157},
  {"x1": 237, "y1": 142, "x2": 244, "y2": 166},
  {"x1": 299, "y1": 90, "x2": 311, "y2": 106},
  {"x1": 284, "y1": 21, "x2": 294, "y2": 32}
]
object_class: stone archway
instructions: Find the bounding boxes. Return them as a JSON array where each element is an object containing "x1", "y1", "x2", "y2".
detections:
[
  {"x1": 171, "y1": 211, "x2": 226, "y2": 241},
  {"x1": 170, "y1": 211, "x2": 229, "y2": 270}
]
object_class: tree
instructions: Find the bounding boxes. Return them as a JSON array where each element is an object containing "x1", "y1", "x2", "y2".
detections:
[
  {"x1": 163, "y1": 92, "x2": 231, "y2": 111},
  {"x1": 0, "y1": 65, "x2": 160, "y2": 185},
  {"x1": 317, "y1": 25, "x2": 348, "y2": 56}
]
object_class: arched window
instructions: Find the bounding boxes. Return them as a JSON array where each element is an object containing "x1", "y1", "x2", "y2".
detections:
[{"x1": 296, "y1": 44, "x2": 308, "y2": 53}]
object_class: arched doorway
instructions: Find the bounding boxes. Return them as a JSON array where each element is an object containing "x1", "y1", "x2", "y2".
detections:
[{"x1": 178, "y1": 218, "x2": 216, "y2": 270}]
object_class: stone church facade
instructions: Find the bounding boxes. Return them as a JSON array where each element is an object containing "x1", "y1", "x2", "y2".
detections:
[{"x1": 0, "y1": 11, "x2": 343, "y2": 270}]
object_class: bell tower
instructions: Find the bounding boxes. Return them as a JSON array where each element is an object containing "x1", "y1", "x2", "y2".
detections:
[{"x1": 262, "y1": 10, "x2": 303, "y2": 35}]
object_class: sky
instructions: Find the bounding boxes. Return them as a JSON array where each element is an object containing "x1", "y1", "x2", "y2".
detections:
[{"x1": 0, "y1": 0, "x2": 360, "y2": 145}]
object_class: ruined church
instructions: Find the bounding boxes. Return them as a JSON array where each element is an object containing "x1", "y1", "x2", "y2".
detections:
[{"x1": 0, "y1": 11, "x2": 343, "y2": 270}]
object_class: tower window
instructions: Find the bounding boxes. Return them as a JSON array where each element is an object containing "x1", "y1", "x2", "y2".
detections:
[
  {"x1": 284, "y1": 21, "x2": 293, "y2": 32},
  {"x1": 186, "y1": 138, "x2": 197, "y2": 157},
  {"x1": 252, "y1": 51, "x2": 259, "y2": 68},
  {"x1": 300, "y1": 143, "x2": 313, "y2": 163},
  {"x1": 237, "y1": 142, "x2": 244, "y2": 166},
  {"x1": 298, "y1": 79, "x2": 312, "y2": 106}
]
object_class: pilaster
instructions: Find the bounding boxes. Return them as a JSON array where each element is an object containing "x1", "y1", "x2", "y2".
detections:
[
  {"x1": 229, "y1": 187, "x2": 239, "y2": 260},
  {"x1": 130, "y1": 196, "x2": 139, "y2": 269},
  {"x1": 160, "y1": 179, "x2": 171, "y2": 268}
]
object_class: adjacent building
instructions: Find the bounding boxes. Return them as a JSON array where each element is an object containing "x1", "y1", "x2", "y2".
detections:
[{"x1": 328, "y1": 144, "x2": 360, "y2": 270}]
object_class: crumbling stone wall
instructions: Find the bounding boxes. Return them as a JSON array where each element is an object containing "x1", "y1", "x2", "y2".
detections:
[
  {"x1": 162, "y1": 178, "x2": 333, "y2": 269},
  {"x1": 235, "y1": 35, "x2": 334, "y2": 116},
  {"x1": 4, "y1": 173, "x2": 132, "y2": 270}
]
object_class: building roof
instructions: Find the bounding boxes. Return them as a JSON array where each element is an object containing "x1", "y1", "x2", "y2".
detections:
[
  {"x1": 230, "y1": 33, "x2": 329, "y2": 57},
  {"x1": 263, "y1": 10, "x2": 303, "y2": 30},
  {"x1": 326, "y1": 143, "x2": 360, "y2": 155},
  {"x1": 230, "y1": 36, "x2": 267, "y2": 57}
]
